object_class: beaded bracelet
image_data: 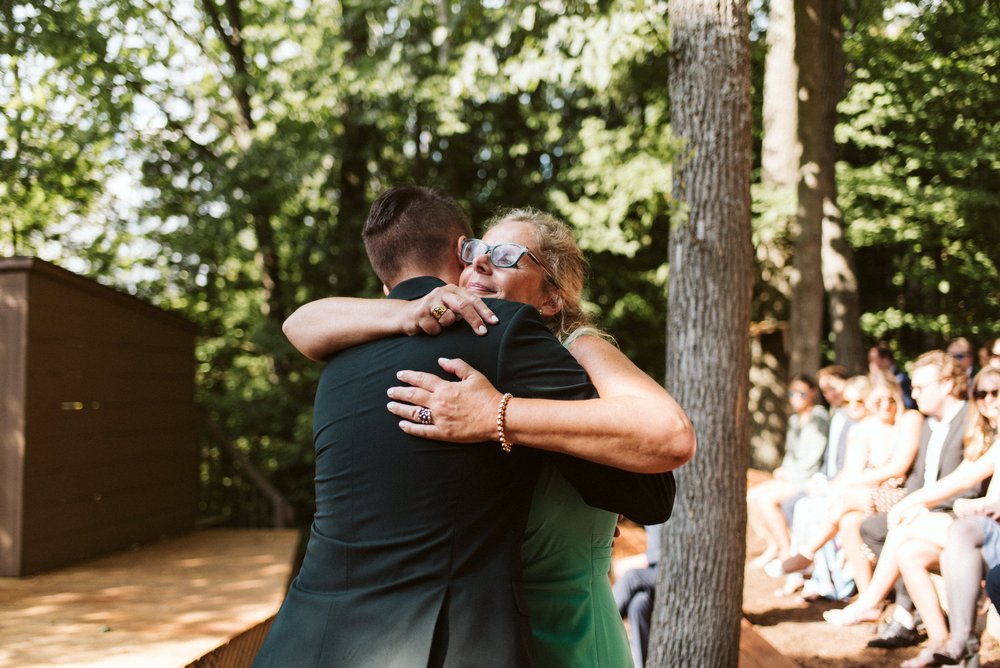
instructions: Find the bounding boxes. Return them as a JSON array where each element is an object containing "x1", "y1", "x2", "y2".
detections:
[{"x1": 497, "y1": 392, "x2": 514, "y2": 453}]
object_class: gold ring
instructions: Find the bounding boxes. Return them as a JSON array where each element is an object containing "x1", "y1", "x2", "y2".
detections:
[{"x1": 431, "y1": 304, "x2": 447, "y2": 321}]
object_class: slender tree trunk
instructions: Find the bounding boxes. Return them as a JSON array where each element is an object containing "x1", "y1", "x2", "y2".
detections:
[
  {"x1": 751, "y1": 0, "x2": 797, "y2": 468},
  {"x1": 649, "y1": 2, "x2": 753, "y2": 665},
  {"x1": 789, "y1": 0, "x2": 830, "y2": 378},
  {"x1": 761, "y1": 0, "x2": 798, "y2": 188},
  {"x1": 815, "y1": 0, "x2": 866, "y2": 374},
  {"x1": 203, "y1": 0, "x2": 287, "y2": 327},
  {"x1": 331, "y1": 5, "x2": 375, "y2": 297}
]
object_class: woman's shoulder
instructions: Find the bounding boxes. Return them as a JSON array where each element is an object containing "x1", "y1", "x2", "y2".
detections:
[
  {"x1": 812, "y1": 405, "x2": 830, "y2": 418},
  {"x1": 897, "y1": 408, "x2": 925, "y2": 428}
]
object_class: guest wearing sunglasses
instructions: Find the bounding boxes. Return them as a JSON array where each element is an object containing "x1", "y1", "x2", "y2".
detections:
[
  {"x1": 929, "y1": 366, "x2": 1000, "y2": 666},
  {"x1": 780, "y1": 372, "x2": 923, "y2": 591},
  {"x1": 823, "y1": 367, "x2": 997, "y2": 668},
  {"x1": 747, "y1": 374, "x2": 829, "y2": 572},
  {"x1": 280, "y1": 204, "x2": 695, "y2": 667}
]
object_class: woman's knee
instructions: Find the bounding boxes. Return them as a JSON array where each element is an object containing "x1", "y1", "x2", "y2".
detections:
[{"x1": 896, "y1": 538, "x2": 939, "y2": 573}]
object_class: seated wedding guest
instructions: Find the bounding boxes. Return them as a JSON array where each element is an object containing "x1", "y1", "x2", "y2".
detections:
[
  {"x1": 823, "y1": 369, "x2": 996, "y2": 668},
  {"x1": 854, "y1": 350, "x2": 971, "y2": 650},
  {"x1": 782, "y1": 372, "x2": 921, "y2": 589},
  {"x1": 748, "y1": 374, "x2": 828, "y2": 570},
  {"x1": 779, "y1": 374, "x2": 871, "y2": 600},
  {"x1": 948, "y1": 337, "x2": 977, "y2": 394},
  {"x1": 923, "y1": 367, "x2": 999, "y2": 667},
  {"x1": 870, "y1": 342, "x2": 916, "y2": 409},
  {"x1": 613, "y1": 523, "x2": 663, "y2": 668}
]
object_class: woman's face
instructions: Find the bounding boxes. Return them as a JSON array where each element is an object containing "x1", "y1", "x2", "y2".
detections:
[
  {"x1": 459, "y1": 220, "x2": 557, "y2": 313},
  {"x1": 866, "y1": 386, "x2": 898, "y2": 424},
  {"x1": 788, "y1": 381, "x2": 815, "y2": 411},
  {"x1": 975, "y1": 374, "x2": 1000, "y2": 425},
  {"x1": 841, "y1": 389, "x2": 868, "y2": 421}
]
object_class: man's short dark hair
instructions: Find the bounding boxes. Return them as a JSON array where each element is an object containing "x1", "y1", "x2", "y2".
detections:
[{"x1": 362, "y1": 185, "x2": 473, "y2": 286}]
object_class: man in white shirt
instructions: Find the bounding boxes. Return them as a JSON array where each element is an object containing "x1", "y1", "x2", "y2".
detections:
[{"x1": 861, "y1": 349, "x2": 971, "y2": 649}]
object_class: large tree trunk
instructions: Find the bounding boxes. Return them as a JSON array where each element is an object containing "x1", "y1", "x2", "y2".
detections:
[
  {"x1": 788, "y1": 0, "x2": 832, "y2": 378},
  {"x1": 751, "y1": 0, "x2": 797, "y2": 468},
  {"x1": 648, "y1": 2, "x2": 753, "y2": 666},
  {"x1": 815, "y1": 0, "x2": 866, "y2": 374}
]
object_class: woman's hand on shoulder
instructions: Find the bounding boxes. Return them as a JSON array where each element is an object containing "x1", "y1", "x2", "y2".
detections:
[{"x1": 404, "y1": 286, "x2": 499, "y2": 337}]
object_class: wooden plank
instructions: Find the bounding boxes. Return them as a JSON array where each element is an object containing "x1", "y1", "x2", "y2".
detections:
[
  {"x1": 739, "y1": 618, "x2": 800, "y2": 668},
  {"x1": 1, "y1": 258, "x2": 199, "y2": 576},
  {"x1": 0, "y1": 257, "x2": 196, "y2": 334},
  {"x1": 0, "y1": 271, "x2": 28, "y2": 576},
  {"x1": 0, "y1": 529, "x2": 298, "y2": 668}
]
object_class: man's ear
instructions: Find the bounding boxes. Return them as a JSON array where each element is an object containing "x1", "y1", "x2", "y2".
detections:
[{"x1": 538, "y1": 290, "x2": 564, "y2": 318}]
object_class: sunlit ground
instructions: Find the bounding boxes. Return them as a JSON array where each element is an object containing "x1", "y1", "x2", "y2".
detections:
[{"x1": 0, "y1": 529, "x2": 297, "y2": 668}]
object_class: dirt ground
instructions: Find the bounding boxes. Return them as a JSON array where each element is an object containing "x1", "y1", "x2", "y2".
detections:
[
  {"x1": 614, "y1": 519, "x2": 1000, "y2": 667},
  {"x1": 742, "y1": 528, "x2": 1000, "y2": 667}
]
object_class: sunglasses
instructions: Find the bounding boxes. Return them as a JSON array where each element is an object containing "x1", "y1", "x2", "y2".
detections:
[
  {"x1": 974, "y1": 388, "x2": 1000, "y2": 400},
  {"x1": 460, "y1": 238, "x2": 560, "y2": 289}
]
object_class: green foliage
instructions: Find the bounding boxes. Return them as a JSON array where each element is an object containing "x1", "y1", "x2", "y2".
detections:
[
  {"x1": 839, "y1": 0, "x2": 1000, "y2": 358},
  {"x1": 6, "y1": 0, "x2": 997, "y2": 525},
  {"x1": 4, "y1": 0, "x2": 681, "y2": 524}
]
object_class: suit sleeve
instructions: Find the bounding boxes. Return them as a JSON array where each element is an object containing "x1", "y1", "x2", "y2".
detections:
[{"x1": 495, "y1": 305, "x2": 676, "y2": 524}]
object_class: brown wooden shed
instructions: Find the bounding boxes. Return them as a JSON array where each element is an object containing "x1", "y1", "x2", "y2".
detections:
[{"x1": 0, "y1": 257, "x2": 199, "y2": 576}]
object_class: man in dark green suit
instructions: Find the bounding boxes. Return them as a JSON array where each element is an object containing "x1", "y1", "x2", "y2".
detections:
[{"x1": 253, "y1": 186, "x2": 673, "y2": 667}]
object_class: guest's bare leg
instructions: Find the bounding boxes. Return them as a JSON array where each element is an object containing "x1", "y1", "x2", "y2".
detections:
[
  {"x1": 940, "y1": 518, "x2": 987, "y2": 656},
  {"x1": 748, "y1": 479, "x2": 797, "y2": 559},
  {"x1": 839, "y1": 511, "x2": 873, "y2": 591},
  {"x1": 898, "y1": 538, "x2": 947, "y2": 644}
]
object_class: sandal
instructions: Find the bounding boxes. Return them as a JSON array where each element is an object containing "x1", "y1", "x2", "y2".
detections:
[
  {"x1": 933, "y1": 638, "x2": 981, "y2": 667},
  {"x1": 901, "y1": 645, "x2": 945, "y2": 668},
  {"x1": 822, "y1": 603, "x2": 882, "y2": 627},
  {"x1": 781, "y1": 551, "x2": 814, "y2": 574}
]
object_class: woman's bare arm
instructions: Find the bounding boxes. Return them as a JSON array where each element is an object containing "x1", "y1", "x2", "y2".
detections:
[
  {"x1": 283, "y1": 288, "x2": 498, "y2": 361},
  {"x1": 829, "y1": 422, "x2": 872, "y2": 485},
  {"x1": 387, "y1": 336, "x2": 696, "y2": 473},
  {"x1": 893, "y1": 442, "x2": 999, "y2": 525},
  {"x1": 855, "y1": 410, "x2": 924, "y2": 485}
]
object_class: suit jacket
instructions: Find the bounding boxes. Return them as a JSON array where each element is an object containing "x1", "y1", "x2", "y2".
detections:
[
  {"x1": 253, "y1": 277, "x2": 673, "y2": 668},
  {"x1": 904, "y1": 401, "x2": 976, "y2": 509}
]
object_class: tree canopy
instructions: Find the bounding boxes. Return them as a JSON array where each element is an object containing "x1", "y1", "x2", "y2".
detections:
[{"x1": 2, "y1": 0, "x2": 997, "y2": 522}]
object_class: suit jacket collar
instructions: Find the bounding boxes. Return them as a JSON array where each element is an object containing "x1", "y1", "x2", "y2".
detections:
[{"x1": 387, "y1": 276, "x2": 447, "y2": 301}]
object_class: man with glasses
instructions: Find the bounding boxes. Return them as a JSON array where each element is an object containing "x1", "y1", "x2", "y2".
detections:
[{"x1": 861, "y1": 350, "x2": 972, "y2": 650}]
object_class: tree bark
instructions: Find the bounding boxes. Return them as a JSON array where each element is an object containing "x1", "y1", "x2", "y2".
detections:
[
  {"x1": 788, "y1": 0, "x2": 830, "y2": 378},
  {"x1": 815, "y1": 0, "x2": 866, "y2": 374},
  {"x1": 648, "y1": 2, "x2": 753, "y2": 666}
]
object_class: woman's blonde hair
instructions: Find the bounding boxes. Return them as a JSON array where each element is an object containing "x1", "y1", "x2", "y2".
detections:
[
  {"x1": 484, "y1": 208, "x2": 600, "y2": 343},
  {"x1": 867, "y1": 369, "x2": 904, "y2": 412},
  {"x1": 964, "y1": 367, "x2": 1000, "y2": 461},
  {"x1": 842, "y1": 374, "x2": 873, "y2": 400}
]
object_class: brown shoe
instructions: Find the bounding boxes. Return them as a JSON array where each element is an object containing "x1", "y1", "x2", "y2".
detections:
[{"x1": 781, "y1": 552, "x2": 813, "y2": 574}]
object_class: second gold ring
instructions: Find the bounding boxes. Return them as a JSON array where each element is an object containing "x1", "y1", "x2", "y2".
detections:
[{"x1": 431, "y1": 303, "x2": 448, "y2": 321}]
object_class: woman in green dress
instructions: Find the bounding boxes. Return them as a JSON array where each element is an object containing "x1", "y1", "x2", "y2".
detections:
[{"x1": 284, "y1": 208, "x2": 695, "y2": 666}]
